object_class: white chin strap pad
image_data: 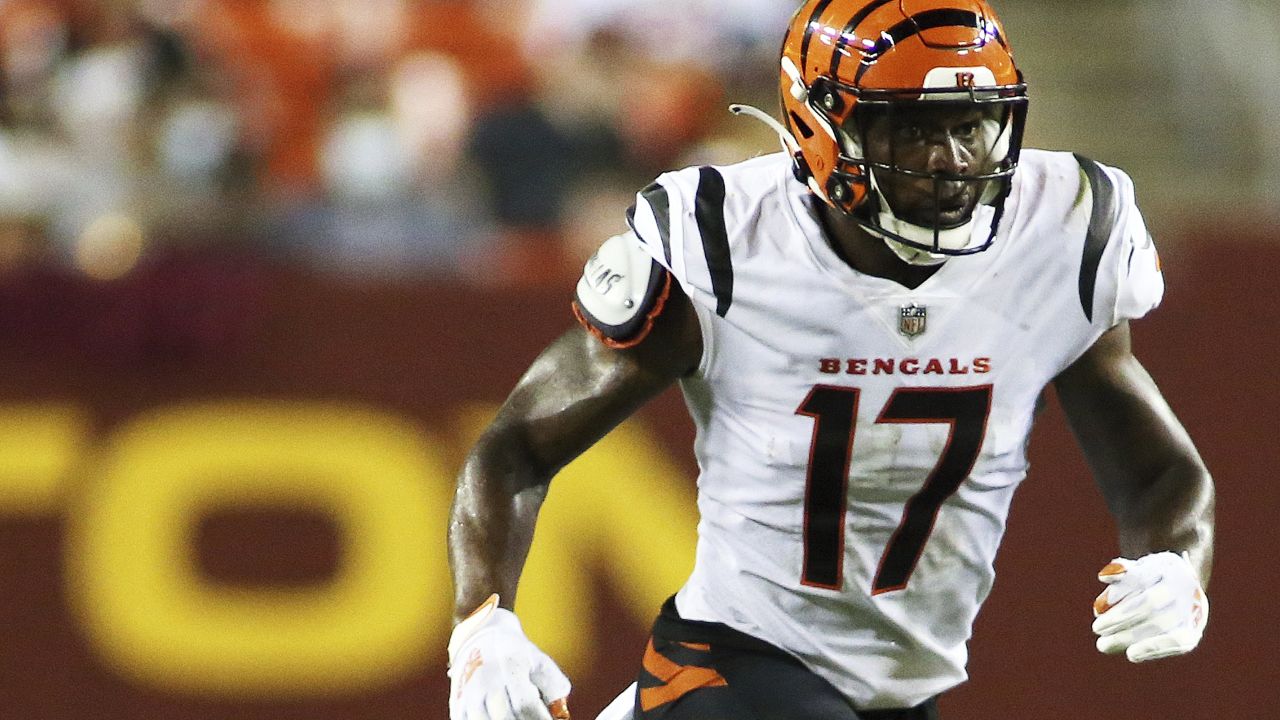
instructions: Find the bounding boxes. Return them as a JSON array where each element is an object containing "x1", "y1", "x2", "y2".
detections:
[{"x1": 867, "y1": 169, "x2": 990, "y2": 266}]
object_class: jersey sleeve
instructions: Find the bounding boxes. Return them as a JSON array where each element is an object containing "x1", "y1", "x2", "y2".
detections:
[
  {"x1": 627, "y1": 176, "x2": 685, "y2": 278},
  {"x1": 627, "y1": 167, "x2": 733, "y2": 320},
  {"x1": 1077, "y1": 157, "x2": 1165, "y2": 327},
  {"x1": 571, "y1": 167, "x2": 701, "y2": 349}
]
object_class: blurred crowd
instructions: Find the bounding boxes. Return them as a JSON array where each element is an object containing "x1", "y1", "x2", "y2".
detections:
[
  {"x1": 0, "y1": 0, "x2": 794, "y2": 286},
  {"x1": 2, "y1": 0, "x2": 1277, "y2": 290}
]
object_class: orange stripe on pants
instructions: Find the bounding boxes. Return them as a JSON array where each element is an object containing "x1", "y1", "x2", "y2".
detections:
[{"x1": 639, "y1": 639, "x2": 728, "y2": 712}]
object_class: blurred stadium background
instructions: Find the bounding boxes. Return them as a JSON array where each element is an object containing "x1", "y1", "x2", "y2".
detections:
[{"x1": 0, "y1": 0, "x2": 1275, "y2": 718}]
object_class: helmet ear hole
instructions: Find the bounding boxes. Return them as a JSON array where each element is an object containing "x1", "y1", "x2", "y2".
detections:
[{"x1": 788, "y1": 111, "x2": 815, "y2": 140}]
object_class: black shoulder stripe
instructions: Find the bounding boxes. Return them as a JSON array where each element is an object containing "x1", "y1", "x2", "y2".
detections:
[
  {"x1": 1075, "y1": 154, "x2": 1118, "y2": 323},
  {"x1": 694, "y1": 167, "x2": 733, "y2": 318},
  {"x1": 639, "y1": 182, "x2": 673, "y2": 266}
]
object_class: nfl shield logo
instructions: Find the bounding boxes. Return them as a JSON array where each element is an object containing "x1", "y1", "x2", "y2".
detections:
[{"x1": 899, "y1": 304, "x2": 927, "y2": 337}]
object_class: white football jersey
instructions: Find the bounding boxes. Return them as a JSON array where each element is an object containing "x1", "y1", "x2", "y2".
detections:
[{"x1": 623, "y1": 150, "x2": 1163, "y2": 709}]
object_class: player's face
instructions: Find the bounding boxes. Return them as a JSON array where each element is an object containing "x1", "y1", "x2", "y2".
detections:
[{"x1": 851, "y1": 103, "x2": 1006, "y2": 228}]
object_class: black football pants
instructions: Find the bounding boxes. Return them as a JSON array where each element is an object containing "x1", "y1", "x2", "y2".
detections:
[{"x1": 635, "y1": 597, "x2": 939, "y2": 720}]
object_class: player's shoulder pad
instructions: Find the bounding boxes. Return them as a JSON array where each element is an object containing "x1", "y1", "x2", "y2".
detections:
[{"x1": 573, "y1": 232, "x2": 672, "y2": 349}]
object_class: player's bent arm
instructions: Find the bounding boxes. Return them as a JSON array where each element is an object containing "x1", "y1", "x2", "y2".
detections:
[
  {"x1": 1053, "y1": 321, "x2": 1215, "y2": 662},
  {"x1": 449, "y1": 285, "x2": 701, "y2": 622},
  {"x1": 445, "y1": 288, "x2": 698, "y2": 718},
  {"x1": 1052, "y1": 321, "x2": 1214, "y2": 579}
]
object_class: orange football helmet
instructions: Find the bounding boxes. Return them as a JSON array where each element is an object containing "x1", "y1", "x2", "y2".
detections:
[{"x1": 776, "y1": 0, "x2": 1028, "y2": 258}]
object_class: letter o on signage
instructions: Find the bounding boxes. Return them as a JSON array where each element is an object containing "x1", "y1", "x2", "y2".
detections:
[{"x1": 65, "y1": 402, "x2": 452, "y2": 697}]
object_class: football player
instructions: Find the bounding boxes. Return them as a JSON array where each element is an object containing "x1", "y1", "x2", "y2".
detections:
[{"x1": 447, "y1": 1, "x2": 1215, "y2": 719}]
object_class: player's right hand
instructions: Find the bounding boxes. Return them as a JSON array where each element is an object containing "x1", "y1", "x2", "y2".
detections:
[{"x1": 448, "y1": 594, "x2": 572, "y2": 720}]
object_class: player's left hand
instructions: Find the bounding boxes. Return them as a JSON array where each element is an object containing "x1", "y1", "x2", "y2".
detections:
[{"x1": 1092, "y1": 551, "x2": 1208, "y2": 662}]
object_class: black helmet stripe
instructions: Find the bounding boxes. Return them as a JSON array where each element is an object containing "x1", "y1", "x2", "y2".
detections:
[
  {"x1": 799, "y1": 0, "x2": 841, "y2": 73},
  {"x1": 827, "y1": 0, "x2": 894, "y2": 79},
  {"x1": 852, "y1": 9, "x2": 1004, "y2": 85}
]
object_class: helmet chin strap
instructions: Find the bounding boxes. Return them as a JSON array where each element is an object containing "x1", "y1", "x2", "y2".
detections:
[{"x1": 859, "y1": 168, "x2": 995, "y2": 266}]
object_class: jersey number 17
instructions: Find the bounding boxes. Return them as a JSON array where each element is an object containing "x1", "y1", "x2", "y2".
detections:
[{"x1": 796, "y1": 384, "x2": 992, "y2": 594}]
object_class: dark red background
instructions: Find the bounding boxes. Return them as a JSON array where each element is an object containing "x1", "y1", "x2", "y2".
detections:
[{"x1": 0, "y1": 227, "x2": 1273, "y2": 718}]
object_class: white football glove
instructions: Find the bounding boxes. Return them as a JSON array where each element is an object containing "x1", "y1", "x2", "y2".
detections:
[
  {"x1": 448, "y1": 594, "x2": 572, "y2": 720},
  {"x1": 1091, "y1": 551, "x2": 1208, "y2": 663}
]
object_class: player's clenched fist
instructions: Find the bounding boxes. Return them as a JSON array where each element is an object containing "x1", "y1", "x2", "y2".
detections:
[
  {"x1": 1091, "y1": 551, "x2": 1208, "y2": 663},
  {"x1": 448, "y1": 595, "x2": 572, "y2": 720}
]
